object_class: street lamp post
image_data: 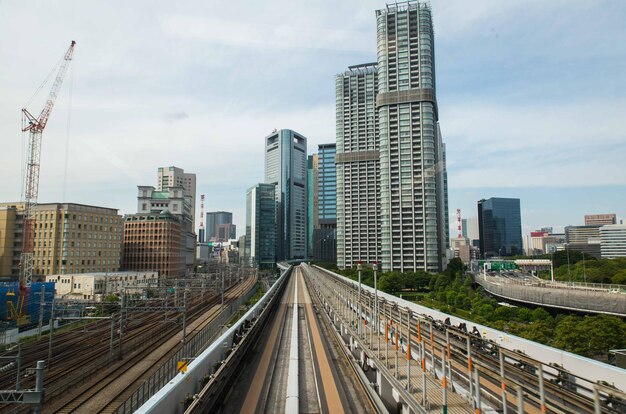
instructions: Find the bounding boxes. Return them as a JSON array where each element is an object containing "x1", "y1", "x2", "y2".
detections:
[{"x1": 373, "y1": 262, "x2": 378, "y2": 338}]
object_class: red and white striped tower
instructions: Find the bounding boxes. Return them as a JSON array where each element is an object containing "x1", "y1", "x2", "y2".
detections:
[{"x1": 457, "y1": 208, "x2": 462, "y2": 238}]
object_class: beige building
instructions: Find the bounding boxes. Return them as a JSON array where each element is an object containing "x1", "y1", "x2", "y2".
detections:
[
  {"x1": 157, "y1": 166, "x2": 196, "y2": 229},
  {"x1": 0, "y1": 206, "x2": 18, "y2": 276},
  {"x1": 584, "y1": 214, "x2": 616, "y2": 226},
  {"x1": 0, "y1": 202, "x2": 123, "y2": 277},
  {"x1": 46, "y1": 271, "x2": 159, "y2": 301}
]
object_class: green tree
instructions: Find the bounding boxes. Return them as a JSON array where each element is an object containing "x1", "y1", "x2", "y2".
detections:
[
  {"x1": 581, "y1": 315, "x2": 625, "y2": 357},
  {"x1": 552, "y1": 316, "x2": 587, "y2": 355},
  {"x1": 445, "y1": 258, "x2": 465, "y2": 278}
]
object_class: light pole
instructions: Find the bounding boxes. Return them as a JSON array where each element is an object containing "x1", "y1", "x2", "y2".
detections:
[
  {"x1": 357, "y1": 260, "x2": 362, "y2": 336},
  {"x1": 582, "y1": 251, "x2": 587, "y2": 286},
  {"x1": 373, "y1": 261, "x2": 378, "y2": 338},
  {"x1": 566, "y1": 245, "x2": 571, "y2": 285}
]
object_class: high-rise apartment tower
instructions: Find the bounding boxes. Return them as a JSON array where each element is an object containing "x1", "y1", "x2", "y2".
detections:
[
  {"x1": 264, "y1": 129, "x2": 307, "y2": 260},
  {"x1": 376, "y1": 1, "x2": 449, "y2": 272},
  {"x1": 336, "y1": 62, "x2": 381, "y2": 269}
]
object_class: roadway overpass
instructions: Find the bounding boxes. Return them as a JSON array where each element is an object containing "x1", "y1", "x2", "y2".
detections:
[{"x1": 474, "y1": 272, "x2": 626, "y2": 316}]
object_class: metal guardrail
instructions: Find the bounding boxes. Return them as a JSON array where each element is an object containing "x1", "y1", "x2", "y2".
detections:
[
  {"x1": 475, "y1": 273, "x2": 626, "y2": 316},
  {"x1": 479, "y1": 273, "x2": 626, "y2": 293},
  {"x1": 114, "y1": 287, "x2": 258, "y2": 414},
  {"x1": 135, "y1": 267, "x2": 290, "y2": 414}
]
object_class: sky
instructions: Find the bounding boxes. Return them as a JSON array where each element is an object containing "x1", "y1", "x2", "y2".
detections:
[{"x1": 1, "y1": 0, "x2": 625, "y2": 239}]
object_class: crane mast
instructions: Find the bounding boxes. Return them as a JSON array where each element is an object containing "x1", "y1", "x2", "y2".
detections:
[{"x1": 14, "y1": 40, "x2": 76, "y2": 321}]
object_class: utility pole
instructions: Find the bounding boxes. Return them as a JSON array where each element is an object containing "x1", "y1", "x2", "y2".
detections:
[
  {"x1": 221, "y1": 271, "x2": 225, "y2": 309},
  {"x1": 37, "y1": 285, "x2": 45, "y2": 339}
]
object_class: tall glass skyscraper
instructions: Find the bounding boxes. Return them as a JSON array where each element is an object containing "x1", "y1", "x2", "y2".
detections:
[
  {"x1": 264, "y1": 129, "x2": 307, "y2": 260},
  {"x1": 306, "y1": 154, "x2": 318, "y2": 258},
  {"x1": 246, "y1": 184, "x2": 276, "y2": 268},
  {"x1": 313, "y1": 143, "x2": 337, "y2": 263},
  {"x1": 336, "y1": 63, "x2": 381, "y2": 269},
  {"x1": 376, "y1": 1, "x2": 449, "y2": 272},
  {"x1": 477, "y1": 198, "x2": 523, "y2": 258}
]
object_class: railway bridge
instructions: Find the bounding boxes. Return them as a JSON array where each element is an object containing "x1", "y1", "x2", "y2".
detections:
[{"x1": 134, "y1": 264, "x2": 626, "y2": 414}]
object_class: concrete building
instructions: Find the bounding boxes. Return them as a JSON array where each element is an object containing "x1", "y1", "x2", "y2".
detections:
[
  {"x1": 206, "y1": 211, "x2": 235, "y2": 242},
  {"x1": 376, "y1": 2, "x2": 449, "y2": 272},
  {"x1": 215, "y1": 223, "x2": 236, "y2": 242},
  {"x1": 335, "y1": 63, "x2": 380, "y2": 269},
  {"x1": 600, "y1": 224, "x2": 626, "y2": 258},
  {"x1": 461, "y1": 218, "x2": 480, "y2": 246},
  {"x1": 0, "y1": 202, "x2": 123, "y2": 277},
  {"x1": 565, "y1": 225, "x2": 602, "y2": 258},
  {"x1": 246, "y1": 183, "x2": 276, "y2": 268},
  {"x1": 451, "y1": 237, "x2": 478, "y2": 264},
  {"x1": 585, "y1": 214, "x2": 616, "y2": 226},
  {"x1": 122, "y1": 211, "x2": 185, "y2": 277},
  {"x1": 0, "y1": 206, "x2": 18, "y2": 276},
  {"x1": 478, "y1": 198, "x2": 523, "y2": 258},
  {"x1": 264, "y1": 129, "x2": 307, "y2": 260},
  {"x1": 136, "y1": 186, "x2": 195, "y2": 269},
  {"x1": 157, "y1": 166, "x2": 196, "y2": 229},
  {"x1": 311, "y1": 144, "x2": 337, "y2": 264},
  {"x1": 46, "y1": 271, "x2": 159, "y2": 301}
]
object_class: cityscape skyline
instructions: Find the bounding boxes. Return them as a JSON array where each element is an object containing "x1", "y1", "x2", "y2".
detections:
[{"x1": 1, "y1": 1, "x2": 625, "y2": 240}]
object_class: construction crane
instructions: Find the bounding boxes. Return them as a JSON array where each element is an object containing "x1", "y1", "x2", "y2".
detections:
[{"x1": 8, "y1": 40, "x2": 76, "y2": 324}]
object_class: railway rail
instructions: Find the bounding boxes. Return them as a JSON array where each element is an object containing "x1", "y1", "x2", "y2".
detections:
[
  {"x1": 50, "y1": 275, "x2": 257, "y2": 414},
  {"x1": 0, "y1": 273, "x2": 255, "y2": 413},
  {"x1": 304, "y1": 264, "x2": 626, "y2": 414}
]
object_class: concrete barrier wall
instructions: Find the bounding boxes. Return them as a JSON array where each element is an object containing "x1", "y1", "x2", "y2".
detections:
[
  {"x1": 313, "y1": 266, "x2": 626, "y2": 393},
  {"x1": 135, "y1": 268, "x2": 290, "y2": 414},
  {"x1": 475, "y1": 274, "x2": 626, "y2": 316}
]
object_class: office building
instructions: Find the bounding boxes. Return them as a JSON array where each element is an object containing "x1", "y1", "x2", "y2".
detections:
[
  {"x1": 565, "y1": 225, "x2": 602, "y2": 258},
  {"x1": 246, "y1": 184, "x2": 276, "y2": 268},
  {"x1": 585, "y1": 214, "x2": 616, "y2": 226},
  {"x1": 376, "y1": 2, "x2": 449, "y2": 272},
  {"x1": 0, "y1": 206, "x2": 18, "y2": 276},
  {"x1": 215, "y1": 223, "x2": 236, "y2": 242},
  {"x1": 461, "y1": 218, "x2": 480, "y2": 246},
  {"x1": 264, "y1": 129, "x2": 307, "y2": 260},
  {"x1": 478, "y1": 198, "x2": 523, "y2": 258},
  {"x1": 0, "y1": 202, "x2": 123, "y2": 277},
  {"x1": 122, "y1": 211, "x2": 185, "y2": 277},
  {"x1": 206, "y1": 211, "x2": 235, "y2": 241},
  {"x1": 157, "y1": 166, "x2": 196, "y2": 229},
  {"x1": 124, "y1": 186, "x2": 196, "y2": 276},
  {"x1": 336, "y1": 63, "x2": 381, "y2": 269},
  {"x1": 307, "y1": 155, "x2": 319, "y2": 258},
  {"x1": 600, "y1": 224, "x2": 626, "y2": 258},
  {"x1": 312, "y1": 144, "x2": 337, "y2": 264}
]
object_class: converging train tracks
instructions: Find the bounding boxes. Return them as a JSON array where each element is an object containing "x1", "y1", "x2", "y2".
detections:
[
  {"x1": 0, "y1": 273, "x2": 258, "y2": 414},
  {"x1": 222, "y1": 266, "x2": 381, "y2": 413}
]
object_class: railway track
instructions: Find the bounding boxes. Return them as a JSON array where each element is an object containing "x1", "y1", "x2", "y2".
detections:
[
  {"x1": 49, "y1": 275, "x2": 257, "y2": 414},
  {"x1": 0, "y1": 274, "x2": 255, "y2": 414},
  {"x1": 306, "y1": 264, "x2": 626, "y2": 414}
]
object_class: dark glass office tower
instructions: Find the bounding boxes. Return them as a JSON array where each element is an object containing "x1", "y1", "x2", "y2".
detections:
[
  {"x1": 265, "y1": 129, "x2": 307, "y2": 260},
  {"x1": 313, "y1": 144, "x2": 337, "y2": 264},
  {"x1": 478, "y1": 198, "x2": 523, "y2": 258},
  {"x1": 246, "y1": 183, "x2": 276, "y2": 268}
]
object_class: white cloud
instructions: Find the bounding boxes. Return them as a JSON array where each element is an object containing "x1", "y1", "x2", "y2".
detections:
[
  {"x1": 159, "y1": 14, "x2": 372, "y2": 53},
  {"x1": 442, "y1": 97, "x2": 626, "y2": 188}
]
